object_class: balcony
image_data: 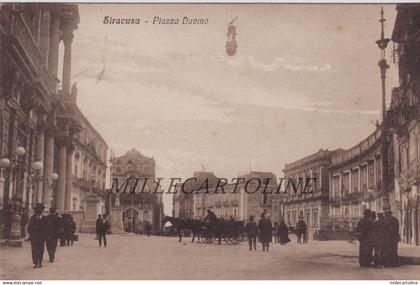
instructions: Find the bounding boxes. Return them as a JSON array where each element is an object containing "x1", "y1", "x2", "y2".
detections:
[
  {"x1": 73, "y1": 177, "x2": 92, "y2": 189},
  {"x1": 342, "y1": 191, "x2": 362, "y2": 203},
  {"x1": 223, "y1": 200, "x2": 230, "y2": 207},
  {"x1": 11, "y1": 13, "x2": 57, "y2": 95},
  {"x1": 329, "y1": 196, "x2": 341, "y2": 207}
]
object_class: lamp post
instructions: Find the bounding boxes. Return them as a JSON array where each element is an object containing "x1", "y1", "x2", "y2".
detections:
[
  {"x1": 0, "y1": 146, "x2": 27, "y2": 240},
  {"x1": 0, "y1": 145, "x2": 60, "y2": 241}
]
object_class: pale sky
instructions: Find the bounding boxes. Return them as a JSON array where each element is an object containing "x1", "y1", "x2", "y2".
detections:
[{"x1": 69, "y1": 4, "x2": 399, "y2": 215}]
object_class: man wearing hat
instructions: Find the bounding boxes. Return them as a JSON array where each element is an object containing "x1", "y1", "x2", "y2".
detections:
[
  {"x1": 355, "y1": 208, "x2": 374, "y2": 267},
  {"x1": 44, "y1": 207, "x2": 62, "y2": 262},
  {"x1": 28, "y1": 203, "x2": 47, "y2": 268},
  {"x1": 382, "y1": 205, "x2": 400, "y2": 267}
]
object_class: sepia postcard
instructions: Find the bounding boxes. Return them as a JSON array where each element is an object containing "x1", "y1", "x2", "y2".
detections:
[{"x1": 0, "y1": 1, "x2": 420, "y2": 283}]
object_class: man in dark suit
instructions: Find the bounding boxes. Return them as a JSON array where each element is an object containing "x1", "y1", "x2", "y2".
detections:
[
  {"x1": 355, "y1": 209, "x2": 375, "y2": 267},
  {"x1": 98, "y1": 214, "x2": 109, "y2": 247},
  {"x1": 95, "y1": 214, "x2": 102, "y2": 239},
  {"x1": 258, "y1": 213, "x2": 273, "y2": 251},
  {"x1": 28, "y1": 203, "x2": 46, "y2": 268},
  {"x1": 44, "y1": 207, "x2": 62, "y2": 262},
  {"x1": 383, "y1": 206, "x2": 400, "y2": 267}
]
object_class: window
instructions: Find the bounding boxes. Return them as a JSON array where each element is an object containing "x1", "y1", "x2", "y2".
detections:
[
  {"x1": 352, "y1": 169, "x2": 359, "y2": 192},
  {"x1": 361, "y1": 166, "x2": 368, "y2": 194},
  {"x1": 342, "y1": 173, "x2": 350, "y2": 194},
  {"x1": 333, "y1": 175, "x2": 340, "y2": 197},
  {"x1": 313, "y1": 210, "x2": 318, "y2": 228},
  {"x1": 368, "y1": 162, "x2": 374, "y2": 189},
  {"x1": 262, "y1": 193, "x2": 267, "y2": 205},
  {"x1": 376, "y1": 157, "x2": 382, "y2": 182}
]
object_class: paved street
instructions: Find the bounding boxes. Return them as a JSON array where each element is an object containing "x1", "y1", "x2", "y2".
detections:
[{"x1": 1, "y1": 234, "x2": 420, "y2": 280}]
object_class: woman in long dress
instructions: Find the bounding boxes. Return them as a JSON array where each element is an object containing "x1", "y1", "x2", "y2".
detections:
[{"x1": 278, "y1": 219, "x2": 291, "y2": 245}]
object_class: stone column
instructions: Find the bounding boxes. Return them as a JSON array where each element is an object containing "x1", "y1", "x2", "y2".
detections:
[
  {"x1": 35, "y1": 120, "x2": 46, "y2": 203},
  {"x1": 39, "y1": 8, "x2": 51, "y2": 67},
  {"x1": 65, "y1": 143, "x2": 74, "y2": 211},
  {"x1": 56, "y1": 138, "x2": 67, "y2": 210},
  {"x1": 48, "y1": 12, "x2": 61, "y2": 77},
  {"x1": 61, "y1": 24, "x2": 74, "y2": 94},
  {"x1": 42, "y1": 127, "x2": 55, "y2": 208}
]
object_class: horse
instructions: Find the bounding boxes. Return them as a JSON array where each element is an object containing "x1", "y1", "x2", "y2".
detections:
[{"x1": 162, "y1": 216, "x2": 203, "y2": 242}]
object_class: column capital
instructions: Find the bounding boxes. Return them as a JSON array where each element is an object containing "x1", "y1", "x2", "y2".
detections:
[
  {"x1": 36, "y1": 114, "x2": 48, "y2": 132},
  {"x1": 67, "y1": 141, "x2": 76, "y2": 153},
  {"x1": 61, "y1": 21, "x2": 75, "y2": 45},
  {"x1": 56, "y1": 135, "x2": 69, "y2": 147}
]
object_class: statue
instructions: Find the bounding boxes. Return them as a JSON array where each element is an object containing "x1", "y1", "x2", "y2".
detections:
[
  {"x1": 226, "y1": 17, "x2": 238, "y2": 56},
  {"x1": 71, "y1": 82, "x2": 78, "y2": 98}
]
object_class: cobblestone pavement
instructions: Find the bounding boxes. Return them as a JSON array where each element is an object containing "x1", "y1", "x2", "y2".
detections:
[{"x1": 1, "y1": 234, "x2": 420, "y2": 280}]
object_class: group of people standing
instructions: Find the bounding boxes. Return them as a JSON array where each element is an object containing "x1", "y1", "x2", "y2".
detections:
[
  {"x1": 28, "y1": 203, "x2": 76, "y2": 268},
  {"x1": 355, "y1": 207, "x2": 400, "y2": 268},
  {"x1": 245, "y1": 213, "x2": 293, "y2": 251}
]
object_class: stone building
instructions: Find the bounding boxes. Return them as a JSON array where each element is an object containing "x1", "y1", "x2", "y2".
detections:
[
  {"x1": 70, "y1": 107, "x2": 108, "y2": 231},
  {"x1": 282, "y1": 149, "x2": 341, "y2": 239},
  {"x1": 109, "y1": 148, "x2": 164, "y2": 233},
  {"x1": 388, "y1": 3, "x2": 420, "y2": 245},
  {"x1": 192, "y1": 171, "x2": 276, "y2": 222},
  {"x1": 328, "y1": 128, "x2": 391, "y2": 234},
  {"x1": 0, "y1": 4, "x2": 109, "y2": 237},
  {"x1": 0, "y1": 4, "x2": 92, "y2": 240}
]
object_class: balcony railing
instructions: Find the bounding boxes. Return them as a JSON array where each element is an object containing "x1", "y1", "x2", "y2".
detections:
[{"x1": 331, "y1": 128, "x2": 382, "y2": 165}]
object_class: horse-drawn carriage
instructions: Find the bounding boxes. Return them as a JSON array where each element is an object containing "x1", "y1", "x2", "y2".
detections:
[{"x1": 162, "y1": 216, "x2": 246, "y2": 245}]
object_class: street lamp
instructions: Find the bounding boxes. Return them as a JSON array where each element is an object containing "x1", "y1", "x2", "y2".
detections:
[{"x1": 0, "y1": 146, "x2": 27, "y2": 240}]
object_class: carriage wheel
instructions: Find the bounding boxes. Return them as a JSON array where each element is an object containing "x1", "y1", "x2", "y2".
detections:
[
  {"x1": 228, "y1": 232, "x2": 242, "y2": 245},
  {"x1": 201, "y1": 231, "x2": 214, "y2": 244},
  {"x1": 224, "y1": 236, "x2": 233, "y2": 245}
]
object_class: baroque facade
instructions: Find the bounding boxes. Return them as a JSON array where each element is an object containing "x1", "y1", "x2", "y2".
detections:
[
  {"x1": 0, "y1": 4, "x2": 108, "y2": 237},
  {"x1": 0, "y1": 4, "x2": 80, "y2": 214},
  {"x1": 388, "y1": 3, "x2": 420, "y2": 245},
  {"x1": 282, "y1": 149, "x2": 340, "y2": 239},
  {"x1": 109, "y1": 148, "x2": 164, "y2": 233}
]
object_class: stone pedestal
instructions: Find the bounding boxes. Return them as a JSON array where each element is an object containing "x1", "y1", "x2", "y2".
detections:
[
  {"x1": 110, "y1": 206, "x2": 126, "y2": 234},
  {"x1": 80, "y1": 194, "x2": 99, "y2": 233},
  {"x1": 4, "y1": 213, "x2": 24, "y2": 247}
]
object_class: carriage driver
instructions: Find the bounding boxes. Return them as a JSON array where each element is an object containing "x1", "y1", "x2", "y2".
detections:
[{"x1": 204, "y1": 209, "x2": 218, "y2": 230}]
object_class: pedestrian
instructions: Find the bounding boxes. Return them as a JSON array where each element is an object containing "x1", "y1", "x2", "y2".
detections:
[
  {"x1": 295, "y1": 216, "x2": 307, "y2": 244},
  {"x1": 355, "y1": 208, "x2": 374, "y2": 267},
  {"x1": 383, "y1": 206, "x2": 400, "y2": 267},
  {"x1": 258, "y1": 213, "x2": 273, "y2": 251},
  {"x1": 28, "y1": 203, "x2": 46, "y2": 268},
  {"x1": 278, "y1": 218, "x2": 291, "y2": 245},
  {"x1": 273, "y1": 222, "x2": 279, "y2": 243},
  {"x1": 67, "y1": 216, "x2": 76, "y2": 246},
  {"x1": 44, "y1": 207, "x2": 62, "y2": 262},
  {"x1": 95, "y1": 214, "x2": 102, "y2": 240},
  {"x1": 373, "y1": 212, "x2": 387, "y2": 268},
  {"x1": 245, "y1": 215, "x2": 258, "y2": 251},
  {"x1": 98, "y1": 214, "x2": 109, "y2": 247},
  {"x1": 144, "y1": 222, "x2": 152, "y2": 236},
  {"x1": 59, "y1": 214, "x2": 67, "y2": 247}
]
